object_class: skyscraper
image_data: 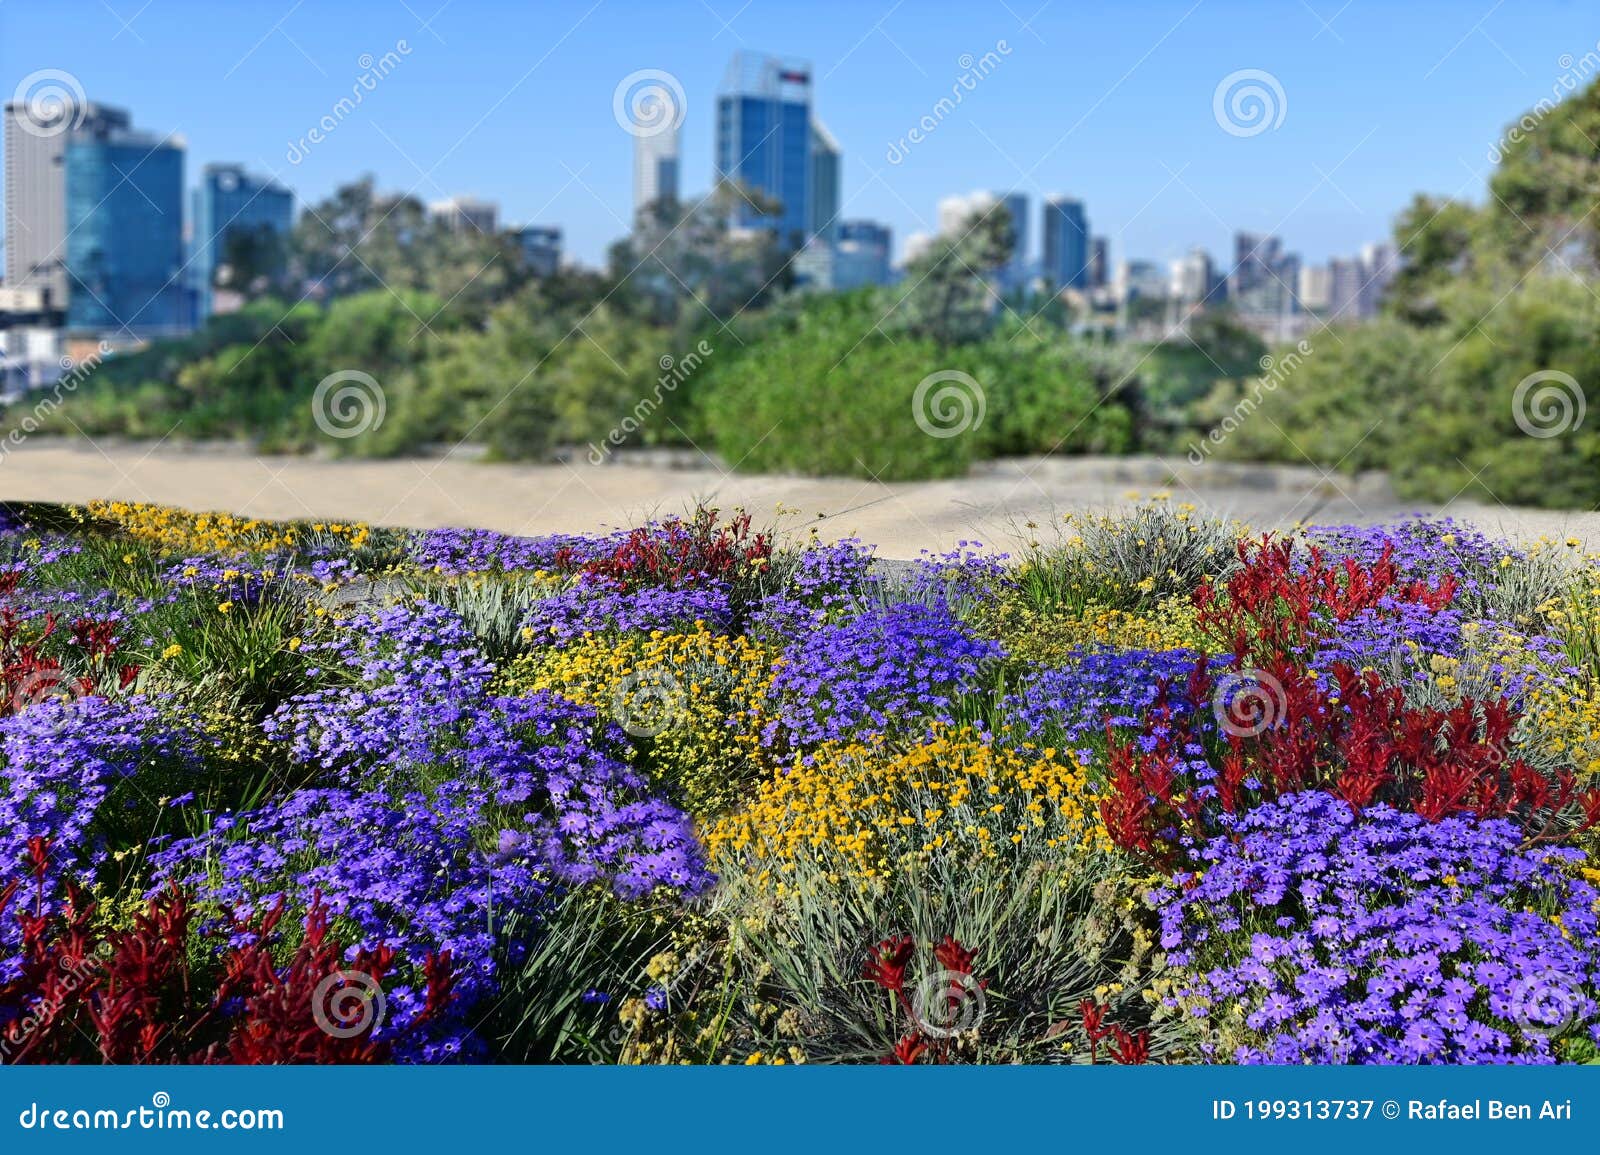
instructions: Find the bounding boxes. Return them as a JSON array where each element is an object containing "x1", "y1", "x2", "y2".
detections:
[
  {"x1": 936, "y1": 190, "x2": 1025, "y2": 286},
  {"x1": 1297, "y1": 263, "x2": 1333, "y2": 313},
  {"x1": 1171, "y1": 247, "x2": 1214, "y2": 303},
  {"x1": 3, "y1": 99, "x2": 129, "y2": 309},
  {"x1": 835, "y1": 220, "x2": 892, "y2": 289},
  {"x1": 63, "y1": 117, "x2": 187, "y2": 335},
  {"x1": 1041, "y1": 195, "x2": 1089, "y2": 291},
  {"x1": 809, "y1": 120, "x2": 841, "y2": 244},
  {"x1": 1089, "y1": 236, "x2": 1110, "y2": 289},
  {"x1": 632, "y1": 116, "x2": 680, "y2": 220},
  {"x1": 1328, "y1": 257, "x2": 1364, "y2": 320},
  {"x1": 191, "y1": 163, "x2": 294, "y2": 320},
  {"x1": 999, "y1": 191, "x2": 1027, "y2": 292},
  {"x1": 715, "y1": 53, "x2": 814, "y2": 249},
  {"x1": 1228, "y1": 231, "x2": 1298, "y2": 315},
  {"x1": 1358, "y1": 242, "x2": 1397, "y2": 317}
]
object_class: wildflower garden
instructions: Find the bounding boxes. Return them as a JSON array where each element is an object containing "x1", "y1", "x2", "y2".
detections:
[{"x1": 4, "y1": 496, "x2": 1600, "y2": 1065}]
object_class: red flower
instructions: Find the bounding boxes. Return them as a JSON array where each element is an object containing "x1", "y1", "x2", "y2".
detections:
[
  {"x1": 863, "y1": 935, "x2": 914, "y2": 993},
  {"x1": 1079, "y1": 998, "x2": 1109, "y2": 1042},
  {"x1": 1109, "y1": 1025, "x2": 1150, "y2": 1065},
  {"x1": 884, "y1": 1033, "x2": 926, "y2": 1065},
  {"x1": 932, "y1": 935, "x2": 977, "y2": 977}
]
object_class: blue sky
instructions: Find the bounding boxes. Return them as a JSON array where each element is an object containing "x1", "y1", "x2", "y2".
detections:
[{"x1": 2, "y1": 0, "x2": 1595, "y2": 268}]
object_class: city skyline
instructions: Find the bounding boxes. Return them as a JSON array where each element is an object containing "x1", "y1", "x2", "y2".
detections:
[{"x1": 2, "y1": 1, "x2": 1595, "y2": 273}]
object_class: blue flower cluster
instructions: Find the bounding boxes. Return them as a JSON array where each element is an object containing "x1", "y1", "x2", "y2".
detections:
[
  {"x1": 1153, "y1": 791, "x2": 1600, "y2": 1065},
  {"x1": 0, "y1": 697, "x2": 198, "y2": 982},
  {"x1": 760, "y1": 599, "x2": 1002, "y2": 750},
  {"x1": 155, "y1": 599, "x2": 711, "y2": 1056}
]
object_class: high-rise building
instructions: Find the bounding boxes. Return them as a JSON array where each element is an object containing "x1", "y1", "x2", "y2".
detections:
[
  {"x1": 1358, "y1": 242, "x2": 1397, "y2": 316},
  {"x1": 834, "y1": 219, "x2": 892, "y2": 289},
  {"x1": 809, "y1": 120, "x2": 841, "y2": 245},
  {"x1": 3, "y1": 100, "x2": 129, "y2": 309},
  {"x1": 1329, "y1": 257, "x2": 1364, "y2": 320},
  {"x1": 429, "y1": 196, "x2": 498, "y2": 234},
  {"x1": 1041, "y1": 195, "x2": 1089, "y2": 291},
  {"x1": 1297, "y1": 263, "x2": 1333, "y2": 313},
  {"x1": 191, "y1": 163, "x2": 294, "y2": 320},
  {"x1": 63, "y1": 118, "x2": 187, "y2": 335},
  {"x1": 1171, "y1": 247, "x2": 1215, "y2": 303},
  {"x1": 999, "y1": 191, "x2": 1028, "y2": 291},
  {"x1": 715, "y1": 53, "x2": 814, "y2": 250},
  {"x1": 632, "y1": 112, "x2": 680, "y2": 221},
  {"x1": 1115, "y1": 259, "x2": 1167, "y2": 303},
  {"x1": 515, "y1": 225, "x2": 563, "y2": 277},
  {"x1": 934, "y1": 190, "x2": 1025, "y2": 285},
  {"x1": 1089, "y1": 236, "x2": 1110, "y2": 289},
  {"x1": 1229, "y1": 231, "x2": 1299, "y2": 315}
]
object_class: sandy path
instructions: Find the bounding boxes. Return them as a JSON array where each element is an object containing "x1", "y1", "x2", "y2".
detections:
[{"x1": 5, "y1": 439, "x2": 1598, "y2": 558}]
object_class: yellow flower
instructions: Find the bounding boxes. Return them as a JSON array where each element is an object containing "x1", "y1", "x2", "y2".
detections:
[
  {"x1": 708, "y1": 728, "x2": 1109, "y2": 885},
  {"x1": 161, "y1": 643, "x2": 183, "y2": 659}
]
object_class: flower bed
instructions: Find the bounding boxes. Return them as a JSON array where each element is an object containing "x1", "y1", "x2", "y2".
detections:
[{"x1": 3, "y1": 498, "x2": 1600, "y2": 1065}]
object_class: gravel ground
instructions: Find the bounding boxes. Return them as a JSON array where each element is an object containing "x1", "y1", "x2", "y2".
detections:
[{"x1": 6, "y1": 438, "x2": 1597, "y2": 559}]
